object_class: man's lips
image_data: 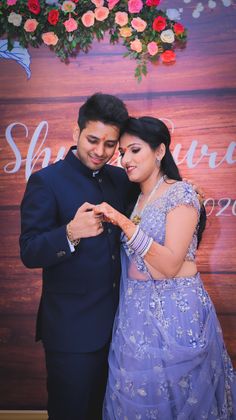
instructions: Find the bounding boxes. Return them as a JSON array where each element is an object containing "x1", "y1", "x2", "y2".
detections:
[{"x1": 89, "y1": 155, "x2": 105, "y2": 164}]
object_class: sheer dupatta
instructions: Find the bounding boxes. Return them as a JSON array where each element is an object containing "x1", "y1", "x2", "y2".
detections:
[{"x1": 104, "y1": 244, "x2": 236, "y2": 419}]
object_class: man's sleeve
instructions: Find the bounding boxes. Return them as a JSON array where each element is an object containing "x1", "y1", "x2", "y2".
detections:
[{"x1": 19, "y1": 171, "x2": 72, "y2": 269}]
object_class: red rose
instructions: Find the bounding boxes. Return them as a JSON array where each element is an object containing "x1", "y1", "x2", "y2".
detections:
[
  {"x1": 152, "y1": 16, "x2": 166, "y2": 32},
  {"x1": 174, "y1": 22, "x2": 185, "y2": 35},
  {"x1": 161, "y1": 50, "x2": 176, "y2": 63},
  {"x1": 48, "y1": 9, "x2": 59, "y2": 26},
  {"x1": 28, "y1": 0, "x2": 40, "y2": 15},
  {"x1": 146, "y1": 0, "x2": 160, "y2": 6}
]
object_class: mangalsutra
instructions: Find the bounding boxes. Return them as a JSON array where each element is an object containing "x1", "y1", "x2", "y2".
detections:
[{"x1": 131, "y1": 176, "x2": 165, "y2": 225}]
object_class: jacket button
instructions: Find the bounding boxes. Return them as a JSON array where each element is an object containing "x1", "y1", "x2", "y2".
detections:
[
  {"x1": 57, "y1": 250, "x2": 66, "y2": 258},
  {"x1": 98, "y1": 178, "x2": 102, "y2": 183},
  {"x1": 113, "y1": 282, "x2": 116, "y2": 288},
  {"x1": 108, "y1": 228, "x2": 112, "y2": 234},
  {"x1": 111, "y1": 255, "x2": 115, "y2": 260}
]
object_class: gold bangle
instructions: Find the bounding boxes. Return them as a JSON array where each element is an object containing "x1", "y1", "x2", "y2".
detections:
[{"x1": 66, "y1": 222, "x2": 80, "y2": 247}]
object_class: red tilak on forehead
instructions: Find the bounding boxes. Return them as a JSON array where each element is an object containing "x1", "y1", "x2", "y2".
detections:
[
  {"x1": 100, "y1": 135, "x2": 109, "y2": 141},
  {"x1": 98, "y1": 133, "x2": 118, "y2": 142}
]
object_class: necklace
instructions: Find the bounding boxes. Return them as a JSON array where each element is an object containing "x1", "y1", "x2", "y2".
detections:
[{"x1": 131, "y1": 175, "x2": 165, "y2": 225}]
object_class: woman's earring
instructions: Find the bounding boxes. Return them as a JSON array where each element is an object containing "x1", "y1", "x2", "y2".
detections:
[{"x1": 156, "y1": 157, "x2": 160, "y2": 166}]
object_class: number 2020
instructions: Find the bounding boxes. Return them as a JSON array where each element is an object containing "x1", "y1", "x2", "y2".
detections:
[{"x1": 204, "y1": 198, "x2": 236, "y2": 217}]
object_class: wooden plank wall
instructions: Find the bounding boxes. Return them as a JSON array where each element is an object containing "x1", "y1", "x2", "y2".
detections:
[{"x1": 0, "y1": 0, "x2": 235, "y2": 409}]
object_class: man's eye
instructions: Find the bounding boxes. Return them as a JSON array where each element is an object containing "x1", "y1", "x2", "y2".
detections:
[
  {"x1": 106, "y1": 143, "x2": 116, "y2": 148},
  {"x1": 87, "y1": 138, "x2": 97, "y2": 144}
]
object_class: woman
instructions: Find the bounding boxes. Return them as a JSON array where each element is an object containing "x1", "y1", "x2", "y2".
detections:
[{"x1": 94, "y1": 116, "x2": 236, "y2": 419}]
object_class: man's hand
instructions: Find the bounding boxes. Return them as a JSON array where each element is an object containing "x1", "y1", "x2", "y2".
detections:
[
  {"x1": 94, "y1": 202, "x2": 137, "y2": 240},
  {"x1": 94, "y1": 202, "x2": 127, "y2": 227},
  {"x1": 69, "y1": 202, "x2": 104, "y2": 240},
  {"x1": 183, "y1": 178, "x2": 205, "y2": 205},
  {"x1": 94, "y1": 202, "x2": 120, "y2": 225}
]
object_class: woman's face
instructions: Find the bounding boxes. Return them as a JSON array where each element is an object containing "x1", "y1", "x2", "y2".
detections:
[{"x1": 119, "y1": 133, "x2": 159, "y2": 183}]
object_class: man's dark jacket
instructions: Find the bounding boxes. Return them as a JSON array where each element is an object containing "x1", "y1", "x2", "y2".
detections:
[{"x1": 19, "y1": 147, "x2": 131, "y2": 352}]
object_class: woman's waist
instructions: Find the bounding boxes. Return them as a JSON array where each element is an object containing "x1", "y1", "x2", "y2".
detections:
[
  {"x1": 147, "y1": 260, "x2": 196, "y2": 280},
  {"x1": 126, "y1": 272, "x2": 203, "y2": 292},
  {"x1": 126, "y1": 259, "x2": 197, "y2": 282},
  {"x1": 152, "y1": 271, "x2": 202, "y2": 288}
]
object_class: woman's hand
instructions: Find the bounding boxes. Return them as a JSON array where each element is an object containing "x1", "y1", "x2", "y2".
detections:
[
  {"x1": 94, "y1": 202, "x2": 136, "y2": 239},
  {"x1": 94, "y1": 202, "x2": 122, "y2": 226},
  {"x1": 183, "y1": 178, "x2": 205, "y2": 205}
]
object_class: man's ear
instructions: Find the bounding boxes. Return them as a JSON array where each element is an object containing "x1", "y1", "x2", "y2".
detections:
[{"x1": 73, "y1": 126, "x2": 80, "y2": 143}]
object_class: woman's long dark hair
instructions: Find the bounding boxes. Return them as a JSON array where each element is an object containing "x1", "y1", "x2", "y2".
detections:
[{"x1": 121, "y1": 116, "x2": 206, "y2": 246}]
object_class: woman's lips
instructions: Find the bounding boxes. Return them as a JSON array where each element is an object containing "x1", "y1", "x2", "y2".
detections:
[{"x1": 126, "y1": 166, "x2": 136, "y2": 174}]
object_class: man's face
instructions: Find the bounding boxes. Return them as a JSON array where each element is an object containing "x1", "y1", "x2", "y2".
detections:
[{"x1": 75, "y1": 120, "x2": 120, "y2": 170}]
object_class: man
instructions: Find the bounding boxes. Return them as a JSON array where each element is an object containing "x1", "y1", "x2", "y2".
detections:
[{"x1": 19, "y1": 93, "x2": 132, "y2": 420}]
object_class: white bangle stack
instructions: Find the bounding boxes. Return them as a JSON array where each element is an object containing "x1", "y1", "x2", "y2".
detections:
[{"x1": 127, "y1": 226, "x2": 153, "y2": 257}]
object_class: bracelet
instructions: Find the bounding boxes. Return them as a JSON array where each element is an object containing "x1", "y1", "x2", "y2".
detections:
[
  {"x1": 66, "y1": 221, "x2": 81, "y2": 247},
  {"x1": 127, "y1": 226, "x2": 153, "y2": 257}
]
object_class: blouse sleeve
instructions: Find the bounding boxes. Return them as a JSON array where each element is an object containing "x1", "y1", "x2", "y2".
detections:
[{"x1": 166, "y1": 181, "x2": 200, "y2": 218}]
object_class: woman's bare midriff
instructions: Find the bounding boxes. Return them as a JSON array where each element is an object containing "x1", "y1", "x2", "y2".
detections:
[{"x1": 128, "y1": 260, "x2": 197, "y2": 281}]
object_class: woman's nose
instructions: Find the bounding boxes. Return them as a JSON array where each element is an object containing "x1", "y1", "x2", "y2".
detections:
[{"x1": 121, "y1": 152, "x2": 129, "y2": 167}]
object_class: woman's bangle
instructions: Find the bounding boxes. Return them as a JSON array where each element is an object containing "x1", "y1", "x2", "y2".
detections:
[
  {"x1": 127, "y1": 226, "x2": 153, "y2": 257},
  {"x1": 66, "y1": 221, "x2": 80, "y2": 247}
]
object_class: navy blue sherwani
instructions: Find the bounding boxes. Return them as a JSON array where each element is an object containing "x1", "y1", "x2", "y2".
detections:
[{"x1": 19, "y1": 146, "x2": 131, "y2": 419}]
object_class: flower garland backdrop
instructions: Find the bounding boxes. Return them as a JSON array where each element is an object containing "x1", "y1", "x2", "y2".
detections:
[{"x1": 0, "y1": 0, "x2": 187, "y2": 80}]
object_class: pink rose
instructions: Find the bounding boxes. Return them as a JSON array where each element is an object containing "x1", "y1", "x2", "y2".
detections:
[
  {"x1": 91, "y1": 0, "x2": 104, "y2": 6},
  {"x1": 147, "y1": 41, "x2": 158, "y2": 56},
  {"x1": 115, "y1": 12, "x2": 128, "y2": 27},
  {"x1": 131, "y1": 17, "x2": 147, "y2": 32},
  {"x1": 63, "y1": 18, "x2": 78, "y2": 32},
  {"x1": 7, "y1": 0, "x2": 17, "y2": 5},
  {"x1": 94, "y1": 6, "x2": 109, "y2": 21},
  {"x1": 81, "y1": 11, "x2": 95, "y2": 27},
  {"x1": 24, "y1": 18, "x2": 38, "y2": 32},
  {"x1": 108, "y1": 0, "x2": 120, "y2": 10},
  {"x1": 42, "y1": 32, "x2": 59, "y2": 46},
  {"x1": 63, "y1": 17, "x2": 78, "y2": 32},
  {"x1": 130, "y1": 38, "x2": 142, "y2": 53},
  {"x1": 128, "y1": 0, "x2": 143, "y2": 14}
]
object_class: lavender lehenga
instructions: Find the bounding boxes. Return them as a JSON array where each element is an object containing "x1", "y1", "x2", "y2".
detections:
[{"x1": 103, "y1": 181, "x2": 236, "y2": 420}]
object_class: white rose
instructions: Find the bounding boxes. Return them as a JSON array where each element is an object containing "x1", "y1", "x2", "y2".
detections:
[
  {"x1": 8, "y1": 12, "x2": 22, "y2": 27},
  {"x1": 160, "y1": 29, "x2": 175, "y2": 44}
]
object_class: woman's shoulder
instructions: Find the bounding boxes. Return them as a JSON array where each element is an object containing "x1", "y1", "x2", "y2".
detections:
[
  {"x1": 165, "y1": 179, "x2": 196, "y2": 195},
  {"x1": 165, "y1": 179, "x2": 200, "y2": 213}
]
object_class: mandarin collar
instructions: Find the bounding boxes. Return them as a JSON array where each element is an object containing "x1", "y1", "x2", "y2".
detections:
[{"x1": 65, "y1": 146, "x2": 105, "y2": 178}]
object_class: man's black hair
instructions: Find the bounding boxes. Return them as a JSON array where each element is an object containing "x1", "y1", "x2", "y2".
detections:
[{"x1": 78, "y1": 93, "x2": 129, "y2": 131}]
